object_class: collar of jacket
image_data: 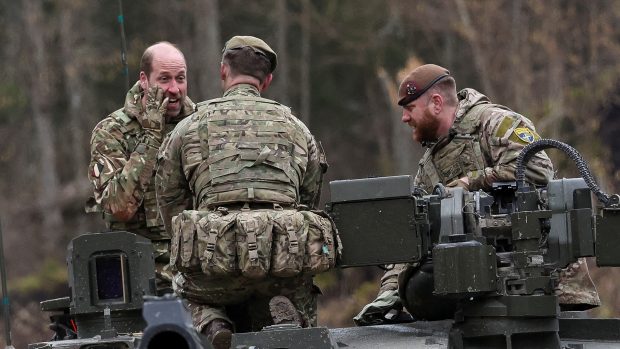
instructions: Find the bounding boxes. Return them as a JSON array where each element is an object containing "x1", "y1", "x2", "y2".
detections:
[
  {"x1": 454, "y1": 88, "x2": 490, "y2": 124},
  {"x1": 223, "y1": 83, "x2": 261, "y2": 98}
]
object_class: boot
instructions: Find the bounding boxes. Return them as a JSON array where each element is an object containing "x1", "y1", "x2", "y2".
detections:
[
  {"x1": 269, "y1": 295, "x2": 302, "y2": 326},
  {"x1": 203, "y1": 319, "x2": 233, "y2": 349}
]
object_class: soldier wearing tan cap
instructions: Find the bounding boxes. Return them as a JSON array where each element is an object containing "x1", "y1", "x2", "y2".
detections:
[
  {"x1": 354, "y1": 64, "x2": 599, "y2": 325},
  {"x1": 156, "y1": 36, "x2": 332, "y2": 348}
]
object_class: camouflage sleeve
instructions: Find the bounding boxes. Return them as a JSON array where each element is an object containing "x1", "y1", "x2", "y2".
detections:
[
  {"x1": 155, "y1": 117, "x2": 195, "y2": 236},
  {"x1": 299, "y1": 130, "x2": 328, "y2": 209},
  {"x1": 88, "y1": 118, "x2": 162, "y2": 221},
  {"x1": 413, "y1": 168, "x2": 430, "y2": 194},
  {"x1": 469, "y1": 111, "x2": 554, "y2": 191}
]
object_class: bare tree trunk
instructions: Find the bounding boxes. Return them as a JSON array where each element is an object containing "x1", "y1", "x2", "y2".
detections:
[
  {"x1": 22, "y1": 0, "x2": 63, "y2": 252},
  {"x1": 509, "y1": 0, "x2": 523, "y2": 109},
  {"x1": 193, "y1": 0, "x2": 221, "y2": 99},
  {"x1": 377, "y1": 68, "x2": 419, "y2": 175},
  {"x1": 300, "y1": 0, "x2": 311, "y2": 125},
  {"x1": 538, "y1": 0, "x2": 564, "y2": 139},
  {"x1": 443, "y1": 31, "x2": 455, "y2": 70},
  {"x1": 60, "y1": 0, "x2": 93, "y2": 234},
  {"x1": 587, "y1": 2, "x2": 600, "y2": 78},
  {"x1": 366, "y1": 80, "x2": 392, "y2": 175},
  {"x1": 372, "y1": 1, "x2": 419, "y2": 174},
  {"x1": 453, "y1": 0, "x2": 493, "y2": 96},
  {"x1": 274, "y1": 0, "x2": 290, "y2": 105}
]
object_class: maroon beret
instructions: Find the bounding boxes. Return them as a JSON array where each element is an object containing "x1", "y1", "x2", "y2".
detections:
[{"x1": 397, "y1": 64, "x2": 450, "y2": 106}]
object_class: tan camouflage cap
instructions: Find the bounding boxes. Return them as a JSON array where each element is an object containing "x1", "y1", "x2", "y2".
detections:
[
  {"x1": 223, "y1": 35, "x2": 278, "y2": 73},
  {"x1": 397, "y1": 64, "x2": 451, "y2": 106}
]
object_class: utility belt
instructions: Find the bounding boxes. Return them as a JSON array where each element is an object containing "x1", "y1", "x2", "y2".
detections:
[
  {"x1": 169, "y1": 204, "x2": 340, "y2": 280},
  {"x1": 205, "y1": 202, "x2": 296, "y2": 212}
]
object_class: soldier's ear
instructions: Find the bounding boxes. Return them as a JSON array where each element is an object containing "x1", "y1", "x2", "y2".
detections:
[
  {"x1": 220, "y1": 63, "x2": 227, "y2": 80},
  {"x1": 260, "y1": 74, "x2": 273, "y2": 91},
  {"x1": 430, "y1": 93, "x2": 443, "y2": 114},
  {"x1": 139, "y1": 71, "x2": 148, "y2": 90}
]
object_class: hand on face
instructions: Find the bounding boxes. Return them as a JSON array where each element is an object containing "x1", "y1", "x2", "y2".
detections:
[
  {"x1": 141, "y1": 85, "x2": 169, "y2": 132},
  {"x1": 160, "y1": 79, "x2": 183, "y2": 117}
]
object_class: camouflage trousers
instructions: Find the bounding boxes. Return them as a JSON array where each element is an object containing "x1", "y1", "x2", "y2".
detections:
[
  {"x1": 173, "y1": 272, "x2": 318, "y2": 333},
  {"x1": 153, "y1": 240, "x2": 173, "y2": 295},
  {"x1": 380, "y1": 263, "x2": 408, "y2": 294},
  {"x1": 556, "y1": 257, "x2": 600, "y2": 310}
]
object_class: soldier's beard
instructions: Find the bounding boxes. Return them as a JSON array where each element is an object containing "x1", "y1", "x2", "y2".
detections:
[{"x1": 412, "y1": 110, "x2": 441, "y2": 143}]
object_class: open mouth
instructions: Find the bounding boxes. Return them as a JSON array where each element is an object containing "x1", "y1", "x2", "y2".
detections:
[{"x1": 167, "y1": 98, "x2": 180, "y2": 109}]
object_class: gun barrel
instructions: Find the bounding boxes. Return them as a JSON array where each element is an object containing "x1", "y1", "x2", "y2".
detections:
[{"x1": 139, "y1": 295, "x2": 211, "y2": 349}]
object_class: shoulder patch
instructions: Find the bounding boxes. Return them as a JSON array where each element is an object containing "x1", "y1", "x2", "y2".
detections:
[{"x1": 513, "y1": 127, "x2": 539, "y2": 144}]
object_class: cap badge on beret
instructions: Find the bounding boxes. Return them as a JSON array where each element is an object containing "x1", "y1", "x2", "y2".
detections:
[{"x1": 406, "y1": 83, "x2": 417, "y2": 95}]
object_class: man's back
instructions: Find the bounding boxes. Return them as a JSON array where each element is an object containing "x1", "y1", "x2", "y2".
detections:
[
  {"x1": 196, "y1": 84, "x2": 314, "y2": 208},
  {"x1": 155, "y1": 36, "x2": 335, "y2": 348}
]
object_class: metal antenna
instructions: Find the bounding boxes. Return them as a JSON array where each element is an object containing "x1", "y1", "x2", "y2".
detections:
[
  {"x1": 118, "y1": 0, "x2": 129, "y2": 91},
  {"x1": 0, "y1": 218, "x2": 14, "y2": 349}
]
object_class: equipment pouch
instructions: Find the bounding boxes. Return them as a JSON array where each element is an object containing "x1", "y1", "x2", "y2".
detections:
[
  {"x1": 301, "y1": 210, "x2": 337, "y2": 274},
  {"x1": 170, "y1": 210, "x2": 208, "y2": 273},
  {"x1": 236, "y1": 211, "x2": 273, "y2": 279},
  {"x1": 271, "y1": 210, "x2": 307, "y2": 277},
  {"x1": 197, "y1": 211, "x2": 238, "y2": 277}
]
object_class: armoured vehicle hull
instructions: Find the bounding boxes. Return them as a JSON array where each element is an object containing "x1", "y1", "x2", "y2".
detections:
[
  {"x1": 329, "y1": 318, "x2": 620, "y2": 349},
  {"x1": 23, "y1": 139, "x2": 620, "y2": 349},
  {"x1": 29, "y1": 317, "x2": 620, "y2": 349}
]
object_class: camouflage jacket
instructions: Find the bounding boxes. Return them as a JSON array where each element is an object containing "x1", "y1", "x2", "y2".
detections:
[
  {"x1": 87, "y1": 81, "x2": 196, "y2": 241},
  {"x1": 414, "y1": 88, "x2": 554, "y2": 192},
  {"x1": 156, "y1": 84, "x2": 327, "y2": 235}
]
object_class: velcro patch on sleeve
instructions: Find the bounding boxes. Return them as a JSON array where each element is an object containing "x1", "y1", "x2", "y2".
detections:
[{"x1": 494, "y1": 117, "x2": 516, "y2": 139}]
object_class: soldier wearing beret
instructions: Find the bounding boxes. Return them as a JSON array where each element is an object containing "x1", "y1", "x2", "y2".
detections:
[
  {"x1": 87, "y1": 42, "x2": 196, "y2": 295},
  {"x1": 156, "y1": 36, "x2": 330, "y2": 349},
  {"x1": 354, "y1": 64, "x2": 599, "y2": 325}
]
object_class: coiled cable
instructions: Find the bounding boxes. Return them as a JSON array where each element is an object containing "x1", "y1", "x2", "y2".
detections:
[{"x1": 515, "y1": 139, "x2": 611, "y2": 206}]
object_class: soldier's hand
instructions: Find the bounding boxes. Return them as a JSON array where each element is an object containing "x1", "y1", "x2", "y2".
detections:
[
  {"x1": 446, "y1": 177, "x2": 470, "y2": 191},
  {"x1": 141, "y1": 85, "x2": 169, "y2": 133},
  {"x1": 353, "y1": 290, "x2": 409, "y2": 326}
]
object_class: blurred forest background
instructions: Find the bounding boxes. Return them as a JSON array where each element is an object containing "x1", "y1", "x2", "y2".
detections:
[{"x1": 1, "y1": 0, "x2": 620, "y2": 346}]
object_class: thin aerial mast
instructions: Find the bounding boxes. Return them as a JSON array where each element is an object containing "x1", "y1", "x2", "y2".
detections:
[
  {"x1": 0, "y1": 218, "x2": 14, "y2": 349},
  {"x1": 118, "y1": 0, "x2": 129, "y2": 91}
]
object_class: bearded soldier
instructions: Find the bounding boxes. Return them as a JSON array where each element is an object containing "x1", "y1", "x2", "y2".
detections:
[
  {"x1": 156, "y1": 36, "x2": 334, "y2": 349},
  {"x1": 354, "y1": 64, "x2": 599, "y2": 325},
  {"x1": 87, "y1": 42, "x2": 196, "y2": 294}
]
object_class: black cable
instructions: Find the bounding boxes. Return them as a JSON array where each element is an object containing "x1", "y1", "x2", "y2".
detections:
[{"x1": 515, "y1": 139, "x2": 610, "y2": 206}]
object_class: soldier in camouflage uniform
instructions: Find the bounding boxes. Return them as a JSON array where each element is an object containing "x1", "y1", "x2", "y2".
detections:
[
  {"x1": 354, "y1": 64, "x2": 599, "y2": 325},
  {"x1": 87, "y1": 42, "x2": 196, "y2": 294},
  {"x1": 156, "y1": 36, "x2": 329, "y2": 349}
]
